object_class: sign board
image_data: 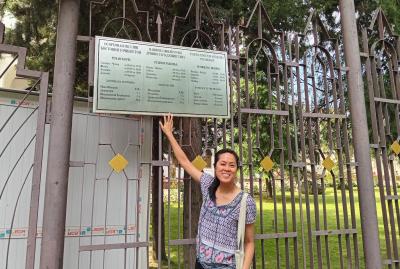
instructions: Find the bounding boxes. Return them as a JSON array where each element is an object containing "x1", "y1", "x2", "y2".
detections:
[{"x1": 93, "y1": 36, "x2": 230, "y2": 118}]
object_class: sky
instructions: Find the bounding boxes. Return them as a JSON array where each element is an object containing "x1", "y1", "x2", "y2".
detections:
[{"x1": 2, "y1": 11, "x2": 16, "y2": 29}]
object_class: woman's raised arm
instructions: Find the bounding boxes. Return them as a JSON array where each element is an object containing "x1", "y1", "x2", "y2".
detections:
[{"x1": 159, "y1": 114, "x2": 202, "y2": 183}]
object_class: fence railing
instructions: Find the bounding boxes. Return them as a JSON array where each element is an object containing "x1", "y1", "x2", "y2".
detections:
[{"x1": 1, "y1": 1, "x2": 400, "y2": 268}]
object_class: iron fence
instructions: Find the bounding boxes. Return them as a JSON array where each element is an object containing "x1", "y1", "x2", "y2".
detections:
[{"x1": 1, "y1": 0, "x2": 400, "y2": 268}]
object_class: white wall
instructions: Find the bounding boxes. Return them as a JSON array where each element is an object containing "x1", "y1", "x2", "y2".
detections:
[{"x1": 0, "y1": 92, "x2": 151, "y2": 269}]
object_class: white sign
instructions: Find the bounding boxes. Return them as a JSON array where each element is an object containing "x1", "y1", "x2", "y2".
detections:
[{"x1": 94, "y1": 36, "x2": 230, "y2": 118}]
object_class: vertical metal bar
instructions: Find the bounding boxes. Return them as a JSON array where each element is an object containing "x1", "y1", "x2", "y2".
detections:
[
  {"x1": 0, "y1": 22, "x2": 4, "y2": 43},
  {"x1": 309, "y1": 56, "x2": 322, "y2": 269},
  {"x1": 177, "y1": 118, "x2": 182, "y2": 269},
  {"x1": 236, "y1": 28, "x2": 244, "y2": 189},
  {"x1": 338, "y1": 36, "x2": 359, "y2": 269},
  {"x1": 89, "y1": 122, "x2": 101, "y2": 269},
  {"x1": 39, "y1": 0, "x2": 81, "y2": 268},
  {"x1": 244, "y1": 53, "x2": 253, "y2": 196},
  {"x1": 123, "y1": 153, "x2": 128, "y2": 269},
  {"x1": 378, "y1": 31, "x2": 400, "y2": 265},
  {"x1": 257, "y1": 175, "x2": 265, "y2": 269},
  {"x1": 330, "y1": 48, "x2": 347, "y2": 269},
  {"x1": 275, "y1": 58, "x2": 282, "y2": 269},
  {"x1": 103, "y1": 176, "x2": 110, "y2": 269},
  {"x1": 320, "y1": 62, "x2": 331, "y2": 269},
  {"x1": 272, "y1": 173, "x2": 280, "y2": 269},
  {"x1": 195, "y1": 0, "x2": 200, "y2": 30},
  {"x1": 77, "y1": 115, "x2": 89, "y2": 269},
  {"x1": 158, "y1": 119, "x2": 162, "y2": 269},
  {"x1": 339, "y1": 1, "x2": 382, "y2": 267},
  {"x1": 327, "y1": 50, "x2": 345, "y2": 269},
  {"x1": 376, "y1": 54, "x2": 399, "y2": 265},
  {"x1": 288, "y1": 37, "x2": 299, "y2": 269},
  {"x1": 228, "y1": 27, "x2": 234, "y2": 149},
  {"x1": 392, "y1": 39, "x2": 400, "y2": 257},
  {"x1": 303, "y1": 52, "x2": 315, "y2": 269},
  {"x1": 368, "y1": 44, "x2": 392, "y2": 263},
  {"x1": 295, "y1": 35, "x2": 307, "y2": 269},
  {"x1": 167, "y1": 142, "x2": 171, "y2": 269},
  {"x1": 25, "y1": 73, "x2": 48, "y2": 269},
  {"x1": 218, "y1": 25, "x2": 226, "y2": 150},
  {"x1": 135, "y1": 154, "x2": 141, "y2": 269},
  {"x1": 188, "y1": 153, "x2": 193, "y2": 267},
  {"x1": 279, "y1": 32, "x2": 290, "y2": 269},
  {"x1": 156, "y1": 13, "x2": 163, "y2": 269}
]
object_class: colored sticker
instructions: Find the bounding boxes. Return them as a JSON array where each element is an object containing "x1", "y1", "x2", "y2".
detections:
[
  {"x1": 260, "y1": 156, "x2": 274, "y2": 172},
  {"x1": 192, "y1": 155, "x2": 207, "y2": 171},
  {"x1": 322, "y1": 157, "x2": 335, "y2": 171},
  {"x1": 109, "y1": 153, "x2": 129, "y2": 173},
  {"x1": 391, "y1": 141, "x2": 400, "y2": 155}
]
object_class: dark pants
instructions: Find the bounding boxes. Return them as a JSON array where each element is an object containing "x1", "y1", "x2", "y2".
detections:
[{"x1": 195, "y1": 259, "x2": 204, "y2": 269}]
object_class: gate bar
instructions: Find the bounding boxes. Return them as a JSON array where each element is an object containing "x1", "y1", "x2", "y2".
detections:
[
  {"x1": 339, "y1": 1, "x2": 382, "y2": 268},
  {"x1": 26, "y1": 73, "x2": 49, "y2": 269},
  {"x1": 39, "y1": 0, "x2": 81, "y2": 268}
]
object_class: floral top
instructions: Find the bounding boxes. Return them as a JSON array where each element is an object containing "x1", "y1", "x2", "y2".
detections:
[{"x1": 197, "y1": 173, "x2": 256, "y2": 269}]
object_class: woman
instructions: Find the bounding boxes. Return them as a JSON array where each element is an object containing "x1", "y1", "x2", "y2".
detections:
[{"x1": 159, "y1": 114, "x2": 256, "y2": 269}]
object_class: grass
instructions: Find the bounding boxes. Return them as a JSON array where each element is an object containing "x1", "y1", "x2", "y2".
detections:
[{"x1": 150, "y1": 187, "x2": 397, "y2": 269}]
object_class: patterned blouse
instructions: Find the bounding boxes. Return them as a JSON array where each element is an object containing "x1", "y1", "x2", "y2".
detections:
[{"x1": 197, "y1": 173, "x2": 256, "y2": 269}]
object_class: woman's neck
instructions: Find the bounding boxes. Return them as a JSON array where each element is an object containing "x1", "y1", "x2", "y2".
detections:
[{"x1": 217, "y1": 181, "x2": 238, "y2": 194}]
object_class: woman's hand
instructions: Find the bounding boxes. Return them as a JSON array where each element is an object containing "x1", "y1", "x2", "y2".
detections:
[
  {"x1": 158, "y1": 113, "x2": 202, "y2": 182},
  {"x1": 159, "y1": 113, "x2": 174, "y2": 137}
]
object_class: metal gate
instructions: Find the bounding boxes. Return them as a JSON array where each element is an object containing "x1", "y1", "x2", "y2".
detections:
[
  {"x1": 361, "y1": 9, "x2": 400, "y2": 267},
  {"x1": 2, "y1": 0, "x2": 400, "y2": 268},
  {"x1": 0, "y1": 22, "x2": 49, "y2": 269},
  {"x1": 0, "y1": 13, "x2": 153, "y2": 269},
  {"x1": 76, "y1": 1, "x2": 395, "y2": 269}
]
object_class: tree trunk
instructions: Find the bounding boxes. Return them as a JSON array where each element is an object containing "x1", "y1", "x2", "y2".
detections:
[
  {"x1": 152, "y1": 119, "x2": 167, "y2": 262},
  {"x1": 182, "y1": 117, "x2": 203, "y2": 269}
]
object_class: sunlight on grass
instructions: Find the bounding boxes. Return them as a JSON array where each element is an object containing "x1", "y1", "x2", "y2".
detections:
[{"x1": 150, "y1": 187, "x2": 396, "y2": 268}]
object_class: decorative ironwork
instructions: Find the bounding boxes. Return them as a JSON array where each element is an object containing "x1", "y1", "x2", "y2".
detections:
[
  {"x1": 0, "y1": 21, "x2": 49, "y2": 269},
  {"x1": 4, "y1": 1, "x2": 400, "y2": 269},
  {"x1": 362, "y1": 8, "x2": 400, "y2": 267}
]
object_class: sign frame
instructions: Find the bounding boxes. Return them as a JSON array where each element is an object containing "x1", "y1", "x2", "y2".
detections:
[{"x1": 93, "y1": 36, "x2": 231, "y2": 118}]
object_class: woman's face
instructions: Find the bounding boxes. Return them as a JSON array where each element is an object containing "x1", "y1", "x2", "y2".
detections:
[{"x1": 215, "y1": 153, "x2": 238, "y2": 184}]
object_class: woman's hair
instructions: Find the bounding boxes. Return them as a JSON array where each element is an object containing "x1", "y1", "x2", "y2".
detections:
[{"x1": 208, "y1": 148, "x2": 239, "y2": 202}]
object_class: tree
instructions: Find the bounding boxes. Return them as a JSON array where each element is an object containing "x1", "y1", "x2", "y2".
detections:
[{"x1": 2, "y1": 0, "x2": 58, "y2": 84}]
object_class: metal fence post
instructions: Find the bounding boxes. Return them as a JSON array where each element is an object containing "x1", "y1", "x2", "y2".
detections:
[
  {"x1": 339, "y1": 1, "x2": 382, "y2": 268},
  {"x1": 39, "y1": 0, "x2": 80, "y2": 268}
]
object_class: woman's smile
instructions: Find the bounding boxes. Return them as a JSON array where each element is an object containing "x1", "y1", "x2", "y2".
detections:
[{"x1": 215, "y1": 153, "x2": 237, "y2": 183}]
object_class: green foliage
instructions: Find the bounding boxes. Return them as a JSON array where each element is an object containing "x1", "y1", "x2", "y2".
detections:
[
  {"x1": 355, "y1": 0, "x2": 400, "y2": 34},
  {"x1": 3, "y1": 0, "x2": 57, "y2": 85},
  {"x1": 3, "y1": 0, "x2": 400, "y2": 94}
]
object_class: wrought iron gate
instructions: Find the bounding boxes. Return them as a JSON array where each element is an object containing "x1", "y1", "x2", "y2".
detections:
[
  {"x1": 2, "y1": 0, "x2": 400, "y2": 268},
  {"x1": 58, "y1": 1, "x2": 400, "y2": 268},
  {"x1": 148, "y1": 1, "x2": 363, "y2": 268},
  {"x1": 0, "y1": 22, "x2": 49, "y2": 269},
  {"x1": 361, "y1": 8, "x2": 400, "y2": 267}
]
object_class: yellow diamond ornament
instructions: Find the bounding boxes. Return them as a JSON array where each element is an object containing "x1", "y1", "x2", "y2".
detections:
[
  {"x1": 260, "y1": 156, "x2": 274, "y2": 172},
  {"x1": 322, "y1": 157, "x2": 335, "y2": 171},
  {"x1": 109, "y1": 153, "x2": 128, "y2": 173},
  {"x1": 192, "y1": 155, "x2": 207, "y2": 171},
  {"x1": 391, "y1": 141, "x2": 400, "y2": 155}
]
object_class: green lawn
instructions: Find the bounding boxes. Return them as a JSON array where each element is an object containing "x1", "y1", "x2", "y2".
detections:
[{"x1": 151, "y1": 187, "x2": 395, "y2": 268}]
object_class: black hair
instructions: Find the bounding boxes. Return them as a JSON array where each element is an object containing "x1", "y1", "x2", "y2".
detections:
[{"x1": 208, "y1": 148, "x2": 239, "y2": 202}]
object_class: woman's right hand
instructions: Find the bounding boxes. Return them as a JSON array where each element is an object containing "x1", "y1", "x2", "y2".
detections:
[
  {"x1": 159, "y1": 113, "x2": 174, "y2": 137},
  {"x1": 158, "y1": 113, "x2": 202, "y2": 182}
]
